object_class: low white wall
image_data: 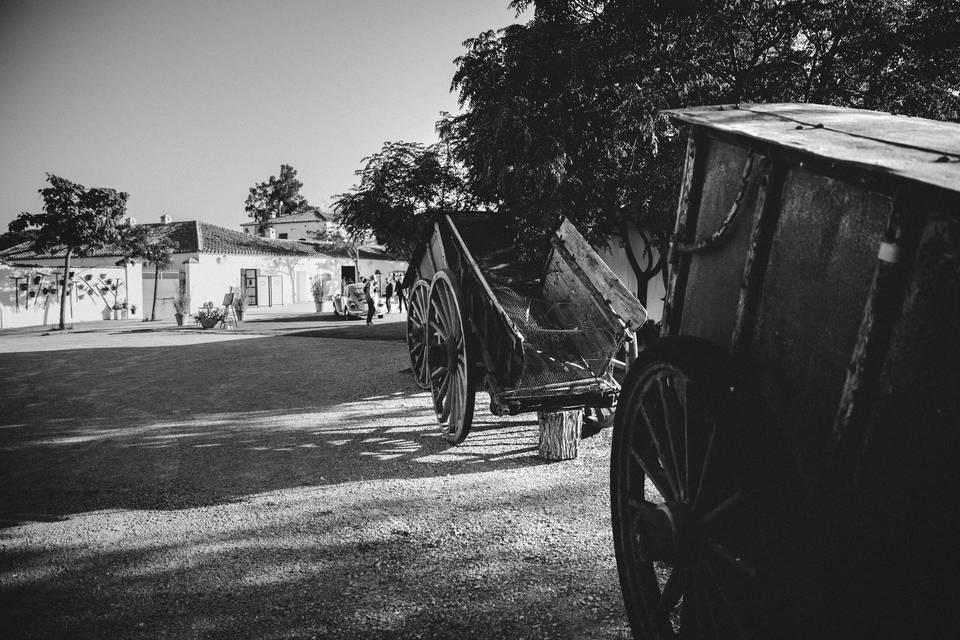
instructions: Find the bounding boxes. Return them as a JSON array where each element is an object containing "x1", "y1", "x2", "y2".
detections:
[
  {"x1": 0, "y1": 261, "x2": 143, "y2": 328},
  {"x1": 599, "y1": 230, "x2": 666, "y2": 324}
]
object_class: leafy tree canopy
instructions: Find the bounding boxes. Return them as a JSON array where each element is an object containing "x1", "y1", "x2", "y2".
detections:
[
  {"x1": 332, "y1": 141, "x2": 479, "y2": 258},
  {"x1": 8, "y1": 173, "x2": 128, "y2": 329},
  {"x1": 120, "y1": 225, "x2": 179, "y2": 321},
  {"x1": 245, "y1": 164, "x2": 312, "y2": 232},
  {"x1": 9, "y1": 174, "x2": 129, "y2": 256},
  {"x1": 443, "y1": 0, "x2": 960, "y2": 295}
]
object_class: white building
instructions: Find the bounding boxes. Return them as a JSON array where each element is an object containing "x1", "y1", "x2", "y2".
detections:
[
  {"x1": 0, "y1": 219, "x2": 407, "y2": 325},
  {"x1": 239, "y1": 208, "x2": 349, "y2": 242}
]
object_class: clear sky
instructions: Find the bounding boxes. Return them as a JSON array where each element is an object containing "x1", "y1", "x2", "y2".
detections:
[{"x1": 0, "y1": 0, "x2": 522, "y2": 231}]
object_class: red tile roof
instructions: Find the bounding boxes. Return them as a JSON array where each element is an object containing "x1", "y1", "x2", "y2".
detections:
[
  {"x1": 239, "y1": 207, "x2": 334, "y2": 226},
  {"x1": 0, "y1": 220, "x2": 401, "y2": 262}
]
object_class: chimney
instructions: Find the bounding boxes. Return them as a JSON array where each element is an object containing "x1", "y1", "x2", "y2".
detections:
[
  {"x1": 160, "y1": 214, "x2": 172, "y2": 224},
  {"x1": 125, "y1": 216, "x2": 137, "y2": 226}
]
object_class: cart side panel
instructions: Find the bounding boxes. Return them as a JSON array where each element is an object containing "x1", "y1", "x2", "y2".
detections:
[
  {"x1": 678, "y1": 139, "x2": 767, "y2": 345},
  {"x1": 553, "y1": 218, "x2": 648, "y2": 332},
  {"x1": 750, "y1": 166, "x2": 891, "y2": 483},
  {"x1": 440, "y1": 217, "x2": 526, "y2": 389},
  {"x1": 842, "y1": 211, "x2": 960, "y2": 629}
]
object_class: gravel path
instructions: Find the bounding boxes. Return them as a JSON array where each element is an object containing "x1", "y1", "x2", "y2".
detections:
[{"x1": 0, "y1": 323, "x2": 630, "y2": 639}]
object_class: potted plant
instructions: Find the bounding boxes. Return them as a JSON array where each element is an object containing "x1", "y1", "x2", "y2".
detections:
[
  {"x1": 130, "y1": 304, "x2": 137, "y2": 316},
  {"x1": 194, "y1": 302, "x2": 224, "y2": 329},
  {"x1": 312, "y1": 275, "x2": 330, "y2": 312},
  {"x1": 172, "y1": 287, "x2": 190, "y2": 327}
]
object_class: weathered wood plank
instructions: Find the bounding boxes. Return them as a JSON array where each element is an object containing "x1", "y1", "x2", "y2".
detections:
[
  {"x1": 428, "y1": 223, "x2": 448, "y2": 272},
  {"x1": 730, "y1": 157, "x2": 785, "y2": 354},
  {"x1": 554, "y1": 218, "x2": 648, "y2": 332},
  {"x1": 663, "y1": 103, "x2": 960, "y2": 194},
  {"x1": 663, "y1": 131, "x2": 705, "y2": 335}
]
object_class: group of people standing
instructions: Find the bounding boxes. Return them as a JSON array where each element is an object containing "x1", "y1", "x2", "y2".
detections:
[{"x1": 360, "y1": 274, "x2": 406, "y2": 325}]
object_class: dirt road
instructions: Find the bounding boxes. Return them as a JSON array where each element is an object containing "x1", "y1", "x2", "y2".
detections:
[{"x1": 0, "y1": 320, "x2": 630, "y2": 639}]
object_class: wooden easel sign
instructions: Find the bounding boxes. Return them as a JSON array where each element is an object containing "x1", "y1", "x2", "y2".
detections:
[{"x1": 220, "y1": 292, "x2": 239, "y2": 329}]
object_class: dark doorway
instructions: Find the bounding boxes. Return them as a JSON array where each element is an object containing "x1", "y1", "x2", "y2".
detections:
[
  {"x1": 242, "y1": 269, "x2": 258, "y2": 307},
  {"x1": 340, "y1": 264, "x2": 356, "y2": 289}
]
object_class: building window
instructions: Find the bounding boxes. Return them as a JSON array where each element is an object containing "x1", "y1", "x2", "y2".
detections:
[{"x1": 278, "y1": 233, "x2": 288, "y2": 239}]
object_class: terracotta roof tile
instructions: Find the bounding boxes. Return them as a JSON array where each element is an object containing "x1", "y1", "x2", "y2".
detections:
[{"x1": 0, "y1": 220, "x2": 402, "y2": 262}]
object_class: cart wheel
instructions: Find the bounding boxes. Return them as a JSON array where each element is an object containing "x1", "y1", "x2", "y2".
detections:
[
  {"x1": 406, "y1": 279, "x2": 431, "y2": 390},
  {"x1": 611, "y1": 337, "x2": 764, "y2": 639},
  {"x1": 426, "y1": 270, "x2": 476, "y2": 444}
]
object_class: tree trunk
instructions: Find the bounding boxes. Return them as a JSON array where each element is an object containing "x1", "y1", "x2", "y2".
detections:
[
  {"x1": 537, "y1": 409, "x2": 582, "y2": 461},
  {"x1": 619, "y1": 220, "x2": 668, "y2": 309},
  {"x1": 59, "y1": 250, "x2": 71, "y2": 330},
  {"x1": 150, "y1": 264, "x2": 159, "y2": 321}
]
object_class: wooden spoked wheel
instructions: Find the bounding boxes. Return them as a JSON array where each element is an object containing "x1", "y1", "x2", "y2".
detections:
[
  {"x1": 406, "y1": 279, "x2": 430, "y2": 390},
  {"x1": 426, "y1": 270, "x2": 475, "y2": 444},
  {"x1": 611, "y1": 338, "x2": 761, "y2": 639}
]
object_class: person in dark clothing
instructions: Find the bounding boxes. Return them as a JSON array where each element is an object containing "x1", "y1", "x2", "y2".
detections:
[
  {"x1": 363, "y1": 277, "x2": 375, "y2": 325},
  {"x1": 395, "y1": 277, "x2": 406, "y2": 313},
  {"x1": 384, "y1": 278, "x2": 394, "y2": 314}
]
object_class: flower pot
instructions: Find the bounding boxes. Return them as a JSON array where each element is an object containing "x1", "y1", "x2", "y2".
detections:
[
  {"x1": 236, "y1": 309, "x2": 244, "y2": 321},
  {"x1": 198, "y1": 317, "x2": 220, "y2": 329}
]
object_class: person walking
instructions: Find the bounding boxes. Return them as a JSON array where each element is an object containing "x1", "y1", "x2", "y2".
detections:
[
  {"x1": 395, "y1": 276, "x2": 406, "y2": 313},
  {"x1": 384, "y1": 277, "x2": 394, "y2": 314},
  {"x1": 363, "y1": 276, "x2": 375, "y2": 325}
]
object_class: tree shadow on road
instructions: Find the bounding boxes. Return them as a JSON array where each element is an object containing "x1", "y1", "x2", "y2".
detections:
[
  {"x1": 1, "y1": 479, "x2": 627, "y2": 640},
  {"x1": 0, "y1": 336, "x2": 556, "y2": 525}
]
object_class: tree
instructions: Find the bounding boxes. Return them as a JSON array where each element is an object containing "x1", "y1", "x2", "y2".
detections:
[
  {"x1": 245, "y1": 164, "x2": 312, "y2": 234},
  {"x1": 121, "y1": 225, "x2": 179, "y2": 321},
  {"x1": 444, "y1": 0, "x2": 960, "y2": 304},
  {"x1": 332, "y1": 141, "x2": 479, "y2": 259},
  {"x1": 9, "y1": 174, "x2": 128, "y2": 330}
]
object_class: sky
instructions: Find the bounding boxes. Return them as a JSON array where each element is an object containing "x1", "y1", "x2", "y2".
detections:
[{"x1": 0, "y1": 0, "x2": 523, "y2": 231}]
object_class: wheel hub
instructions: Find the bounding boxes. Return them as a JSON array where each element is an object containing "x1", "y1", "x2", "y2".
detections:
[
  {"x1": 635, "y1": 501, "x2": 695, "y2": 563},
  {"x1": 428, "y1": 343, "x2": 448, "y2": 371}
]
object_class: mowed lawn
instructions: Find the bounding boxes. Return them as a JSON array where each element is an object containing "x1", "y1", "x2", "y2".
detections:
[{"x1": 0, "y1": 327, "x2": 630, "y2": 639}]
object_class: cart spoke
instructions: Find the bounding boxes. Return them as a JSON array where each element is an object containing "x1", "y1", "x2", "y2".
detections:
[
  {"x1": 655, "y1": 567, "x2": 685, "y2": 633},
  {"x1": 429, "y1": 319, "x2": 446, "y2": 340},
  {"x1": 659, "y1": 376, "x2": 684, "y2": 501},
  {"x1": 638, "y1": 402, "x2": 680, "y2": 501},
  {"x1": 698, "y1": 565, "x2": 723, "y2": 640},
  {"x1": 705, "y1": 540, "x2": 756, "y2": 579},
  {"x1": 435, "y1": 373, "x2": 450, "y2": 404},
  {"x1": 699, "y1": 491, "x2": 743, "y2": 526},
  {"x1": 630, "y1": 447, "x2": 673, "y2": 502},
  {"x1": 701, "y1": 555, "x2": 748, "y2": 639},
  {"x1": 692, "y1": 417, "x2": 717, "y2": 510}
]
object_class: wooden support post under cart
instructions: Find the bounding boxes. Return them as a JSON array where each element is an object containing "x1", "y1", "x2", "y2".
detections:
[{"x1": 537, "y1": 409, "x2": 583, "y2": 460}]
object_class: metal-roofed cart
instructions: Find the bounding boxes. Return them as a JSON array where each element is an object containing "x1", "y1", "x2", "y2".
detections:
[
  {"x1": 611, "y1": 104, "x2": 960, "y2": 638},
  {"x1": 404, "y1": 214, "x2": 647, "y2": 445}
]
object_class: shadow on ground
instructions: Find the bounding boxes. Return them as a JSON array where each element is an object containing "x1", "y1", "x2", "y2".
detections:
[{"x1": 0, "y1": 336, "x2": 543, "y2": 523}]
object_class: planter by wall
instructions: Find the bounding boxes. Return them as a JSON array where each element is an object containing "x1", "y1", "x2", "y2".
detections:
[{"x1": 198, "y1": 317, "x2": 220, "y2": 329}]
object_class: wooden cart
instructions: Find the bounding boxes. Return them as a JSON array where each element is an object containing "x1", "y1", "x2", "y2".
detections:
[
  {"x1": 404, "y1": 213, "x2": 647, "y2": 445},
  {"x1": 611, "y1": 104, "x2": 960, "y2": 638}
]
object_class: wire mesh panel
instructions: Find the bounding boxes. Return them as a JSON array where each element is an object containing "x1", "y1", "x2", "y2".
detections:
[{"x1": 493, "y1": 286, "x2": 626, "y2": 396}]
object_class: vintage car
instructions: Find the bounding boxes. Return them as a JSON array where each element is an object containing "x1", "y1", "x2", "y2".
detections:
[{"x1": 332, "y1": 283, "x2": 384, "y2": 319}]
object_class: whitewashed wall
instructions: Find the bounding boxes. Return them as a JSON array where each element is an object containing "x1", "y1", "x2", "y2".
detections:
[
  {"x1": 598, "y1": 228, "x2": 666, "y2": 323},
  {"x1": 177, "y1": 253, "x2": 407, "y2": 314},
  {"x1": 0, "y1": 261, "x2": 143, "y2": 328}
]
